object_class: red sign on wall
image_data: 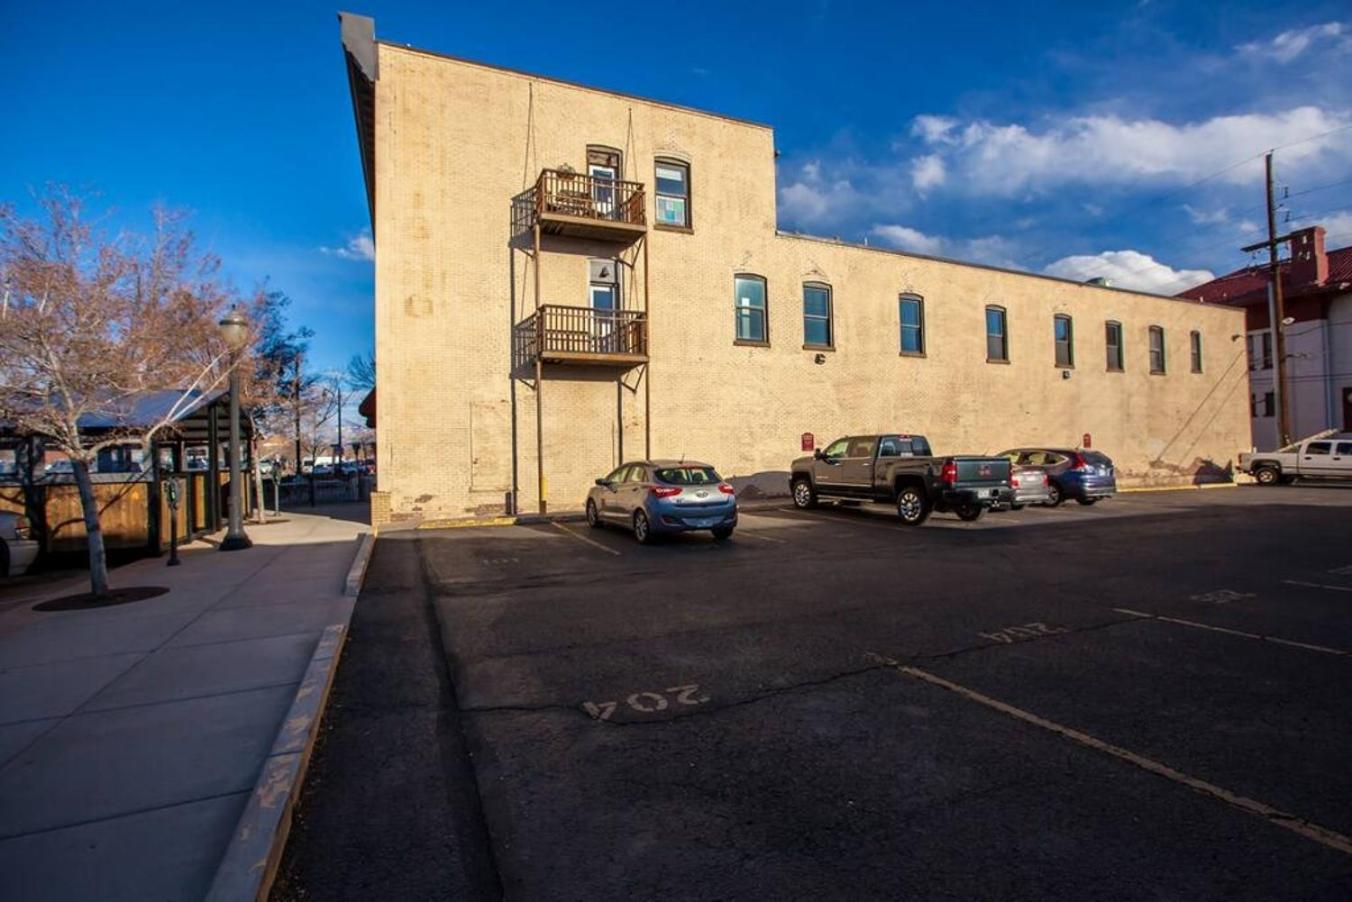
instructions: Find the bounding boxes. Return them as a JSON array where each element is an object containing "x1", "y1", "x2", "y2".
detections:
[
  {"x1": 801, "y1": 432, "x2": 815, "y2": 452},
  {"x1": 1082, "y1": 433, "x2": 1092, "y2": 448}
]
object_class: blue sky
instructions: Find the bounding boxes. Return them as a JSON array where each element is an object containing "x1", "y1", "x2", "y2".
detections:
[{"x1": 5, "y1": 1, "x2": 1351, "y2": 381}]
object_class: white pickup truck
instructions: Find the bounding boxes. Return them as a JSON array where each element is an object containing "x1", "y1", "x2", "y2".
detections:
[{"x1": 1239, "y1": 430, "x2": 1352, "y2": 485}]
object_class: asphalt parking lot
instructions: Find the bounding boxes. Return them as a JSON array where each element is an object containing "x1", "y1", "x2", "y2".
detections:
[{"x1": 277, "y1": 485, "x2": 1352, "y2": 900}]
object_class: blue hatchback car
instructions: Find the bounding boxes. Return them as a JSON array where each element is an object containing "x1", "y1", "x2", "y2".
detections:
[
  {"x1": 996, "y1": 448, "x2": 1117, "y2": 506},
  {"x1": 585, "y1": 460, "x2": 738, "y2": 543}
]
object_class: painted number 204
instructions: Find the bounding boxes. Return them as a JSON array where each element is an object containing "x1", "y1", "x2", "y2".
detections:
[{"x1": 583, "y1": 684, "x2": 710, "y2": 721}]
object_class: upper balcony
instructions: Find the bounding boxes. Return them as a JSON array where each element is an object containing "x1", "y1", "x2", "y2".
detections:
[
  {"x1": 511, "y1": 169, "x2": 647, "y2": 243},
  {"x1": 513, "y1": 305, "x2": 648, "y2": 368}
]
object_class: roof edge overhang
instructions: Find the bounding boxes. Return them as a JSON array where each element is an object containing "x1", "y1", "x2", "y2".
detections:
[{"x1": 340, "y1": 12, "x2": 378, "y2": 231}]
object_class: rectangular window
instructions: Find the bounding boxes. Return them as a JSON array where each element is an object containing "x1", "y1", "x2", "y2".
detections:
[
  {"x1": 654, "y1": 160, "x2": 690, "y2": 228},
  {"x1": 1248, "y1": 332, "x2": 1272, "y2": 371},
  {"x1": 803, "y1": 283, "x2": 833, "y2": 348},
  {"x1": 1190, "y1": 330, "x2": 1203, "y2": 373},
  {"x1": 1105, "y1": 321, "x2": 1123, "y2": 371},
  {"x1": 734, "y1": 275, "x2": 767, "y2": 344},
  {"x1": 1306, "y1": 442, "x2": 1332, "y2": 456},
  {"x1": 1262, "y1": 391, "x2": 1274, "y2": 417},
  {"x1": 1149, "y1": 325, "x2": 1166, "y2": 373},
  {"x1": 899, "y1": 295, "x2": 925, "y2": 355},
  {"x1": 986, "y1": 306, "x2": 1008, "y2": 362},
  {"x1": 1054, "y1": 314, "x2": 1074, "y2": 367}
]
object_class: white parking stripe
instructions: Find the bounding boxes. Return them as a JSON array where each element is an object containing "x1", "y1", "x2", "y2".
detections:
[
  {"x1": 1283, "y1": 579, "x2": 1352, "y2": 593},
  {"x1": 776, "y1": 507, "x2": 909, "y2": 532},
  {"x1": 551, "y1": 521, "x2": 622, "y2": 556},
  {"x1": 883, "y1": 660, "x2": 1352, "y2": 857},
  {"x1": 739, "y1": 530, "x2": 787, "y2": 544},
  {"x1": 1114, "y1": 608, "x2": 1348, "y2": 657}
]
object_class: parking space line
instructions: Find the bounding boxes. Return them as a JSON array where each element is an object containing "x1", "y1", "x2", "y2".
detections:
[
  {"x1": 1114, "y1": 608, "x2": 1348, "y2": 657},
  {"x1": 550, "y1": 521, "x2": 622, "y2": 556},
  {"x1": 776, "y1": 507, "x2": 908, "y2": 532},
  {"x1": 1283, "y1": 579, "x2": 1352, "y2": 594},
  {"x1": 883, "y1": 660, "x2": 1352, "y2": 857},
  {"x1": 739, "y1": 530, "x2": 787, "y2": 544}
]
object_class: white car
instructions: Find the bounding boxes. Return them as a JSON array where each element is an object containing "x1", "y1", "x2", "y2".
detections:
[{"x1": 0, "y1": 511, "x2": 39, "y2": 578}]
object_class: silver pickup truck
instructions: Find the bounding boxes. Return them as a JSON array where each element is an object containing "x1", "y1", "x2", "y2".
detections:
[{"x1": 1238, "y1": 430, "x2": 1352, "y2": 485}]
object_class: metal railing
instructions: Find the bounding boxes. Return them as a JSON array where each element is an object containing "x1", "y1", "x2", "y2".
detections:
[
  {"x1": 511, "y1": 169, "x2": 647, "y2": 236},
  {"x1": 515, "y1": 305, "x2": 648, "y2": 363}
]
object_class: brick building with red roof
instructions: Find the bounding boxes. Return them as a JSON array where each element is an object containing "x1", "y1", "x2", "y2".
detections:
[{"x1": 1179, "y1": 226, "x2": 1352, "y2": 449}]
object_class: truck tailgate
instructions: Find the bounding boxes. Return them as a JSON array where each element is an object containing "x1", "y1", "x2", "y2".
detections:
[{"x1": 952, "y1": 456, "x2": 1011, "y2": 486}]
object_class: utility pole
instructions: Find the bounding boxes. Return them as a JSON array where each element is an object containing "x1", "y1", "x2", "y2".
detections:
[
  {"x1": 335, "y1": 381, "x2": 344, "y2": 465},
  {"x1": 1241, "y1": 152, "x2": 1293, "y2": 447},
  {"x1": 292, "y1": 351, "x2": 303, "y2": 476}
]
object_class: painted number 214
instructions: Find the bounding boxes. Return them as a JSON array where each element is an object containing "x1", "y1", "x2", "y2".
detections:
[{"x1": 583, "y1": 684, "x2": 710, "y2": 721}]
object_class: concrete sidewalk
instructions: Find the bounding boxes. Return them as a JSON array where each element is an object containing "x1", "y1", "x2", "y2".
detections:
[{"x1": 0, "y1": 506, "x2": 367, "y2": 902}]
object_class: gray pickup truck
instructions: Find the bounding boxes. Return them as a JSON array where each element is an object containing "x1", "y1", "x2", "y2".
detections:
[
  {"x1": 1239, "y1": 430, "x2": 1352, "y2": 484},
  {"x1": 790, "y1": 434, "x2": 1013, "y2": 525}
]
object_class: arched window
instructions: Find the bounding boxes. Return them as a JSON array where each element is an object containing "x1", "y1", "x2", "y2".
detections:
[
  {"x1": 734, "y1": 274, "x2": 768, "y2": 344},
  {"x1": 899, "y1": 295, "x2": 925, "y2": 356},
  {"x1": 803, "y1": 282, "x2": 832, "y2": 348},
  {"x1": 1054, "y1": 314, "x2": 1074, "y2": 367},
  {"x1": 654, "y1": 158, "x2": 691, "y2": 229},
  {"x1": 986, "y1": 306, "x2": 1008, "y2": 362},
  {"x1": 1149, "y1": 325, "x2": 1166, "y2": 373}
]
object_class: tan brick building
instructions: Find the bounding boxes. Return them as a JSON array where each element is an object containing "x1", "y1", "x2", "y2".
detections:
[{"x1": 340, "y1": 14, "x2": 1251, "y2": 525}]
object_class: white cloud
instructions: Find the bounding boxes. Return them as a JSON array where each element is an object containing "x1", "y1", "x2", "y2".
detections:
[
  {"x1": 871, "y1": 224, "x2": 944, "y2": 256},
  {"x1": 320, "y1": 228, "x2": 375, "y2": 262},
  {"x1": 1043, "y1": 250, "x2": 1213, "y2": 295},
  {"x1": 911, "y1": 115, "x2": 958, "y2": 144},
  {"x1": 909, "y1": 154, "x2": 946, "y2": 192},
  {"x1": 908, "y1": 106, "x2": 1352, "y2": 196},
  {"x1": 1290, "y1": 209, "x2": 1352, "y2": 241},
  {"x1": 777, "y1": 160, "x2": 863, "y2": 227},
  {"x1": 870, "y1": 224, "x2": 1021, "y2": 269},
  {"x1": 1183, "y1": 204, "x2": 1230, "y2": 225},
  {"x1": 1238, "y1": 22, "x2": 1347, "y2": 64}
]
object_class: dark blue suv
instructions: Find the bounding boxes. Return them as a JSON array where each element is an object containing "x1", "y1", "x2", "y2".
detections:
[{"x1": 996, "y1": 448, "x2": 1117, "y2": 506}]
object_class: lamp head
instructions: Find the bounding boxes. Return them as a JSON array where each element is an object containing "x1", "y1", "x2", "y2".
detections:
[{"x1": 218, "y1": 308, "x2": 249, "y2": 352}]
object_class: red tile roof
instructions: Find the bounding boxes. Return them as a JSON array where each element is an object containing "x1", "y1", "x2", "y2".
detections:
[{"x1": 1178, "y1": 243, "x2": 1352, "y2": 306}]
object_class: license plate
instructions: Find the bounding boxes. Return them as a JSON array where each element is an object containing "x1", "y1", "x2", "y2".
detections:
[{"x1": 690, "y1": 517, "x2": 718, "y2": 527}]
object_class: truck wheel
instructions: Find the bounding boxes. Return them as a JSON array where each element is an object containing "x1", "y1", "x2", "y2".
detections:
[
  {"x1": 956, "y1": 503, "x2": 985, "y2": 522},
  {"x1": 1046, "y1": 482, "x2": 1064, "y2": 506},
  {"x1": 895, "y1": 487, "x2": 931, "y2": 525},
  {"x1": 791, "y1": 478, "x2": 818, "y2": 509},
  {"x1": 1254, "y1": 466, "x2": 1280, "y2": 486}
]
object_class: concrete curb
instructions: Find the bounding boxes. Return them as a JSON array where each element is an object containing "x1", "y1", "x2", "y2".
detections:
[
  {"x1": 344, "y1": 532, "x2": 376, "y2": 597},
  {"x1": 1119, "y1": 482, "x2": 1239, "y2": 494},
  {"x1": 205, "y1": 618, "x2": 351, "y2": 902}
]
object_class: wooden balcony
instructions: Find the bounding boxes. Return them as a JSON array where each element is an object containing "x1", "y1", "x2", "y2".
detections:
[
  {"x1": 511, "y1": 169, "x2": 647, "y2": 243},
  {"x1": 514, "y1": 305, "x2": 648, "y2": 367}
]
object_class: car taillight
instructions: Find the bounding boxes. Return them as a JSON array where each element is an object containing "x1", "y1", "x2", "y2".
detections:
[
  {"x1": 14, "y1": 516, "x2": 31, "y2": 540},
  {"x1": 940, "y1": 460, "x2": 957, "y2": 486},
  {"x1": 1010, "y1": 475, "x2": 1020, "y2": 488},
  {"x1": 651, "y1": 486, "x2": 682, "y2": 498},
  {"x1": 1069, "y1": 453, "x2": 1087, "y2": 470},
  {"x1": 718, "y1": 483, "x2": 735, "y2": 495},
  {"x1": 1043, "y1": 474, "x2": 1050, "y2": 487}
]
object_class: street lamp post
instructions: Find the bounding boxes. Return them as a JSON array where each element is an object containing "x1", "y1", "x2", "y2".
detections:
[{"x1": 218, "y1": 308, "x2": 252, "y2": 551}]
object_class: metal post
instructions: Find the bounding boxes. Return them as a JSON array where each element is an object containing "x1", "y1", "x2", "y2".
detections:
[
  {"x1": 221, "y1": 363, "x2": 252, "y2": 551},
  {"x1": 643, "y1": 233, "x2": 651, "y2": 460},
  {"x1": 534, "y1": 221, "x2": 546, "y2": 514},
  {"x1": 1265, "y1": 153, "x2": 1292, "y2": 446}
]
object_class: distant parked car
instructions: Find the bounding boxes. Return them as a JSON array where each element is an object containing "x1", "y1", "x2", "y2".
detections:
[
  {"x1": 1239, "y1": 431, "x2": 1352, "y2": 485},
  {"x1": 997, "y1": 448, "x2": 1117, "y2": 506},
  {"x1": 586, "y1": 460, "x2": 737, "y2": 544},
  {"x1": 0, "y1": 512, "x2": 39, "y2": 578},
  {"x1": 993, "y1": 456, "x2": 1052, "y2": 509}
]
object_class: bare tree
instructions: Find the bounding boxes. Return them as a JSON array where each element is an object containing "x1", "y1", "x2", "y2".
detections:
[
  {"x1": 0, "y1": 190, "x2": 238, "y2": 597},
  {"x1": 346, "y1": 350, "x2": 375, "y2": 392}
]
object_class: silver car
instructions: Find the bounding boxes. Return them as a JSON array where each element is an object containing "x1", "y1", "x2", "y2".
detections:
[
  {"x1": 1006, "y1": 464, "x2": 1052, "y2": 508},
  {"x1": 1, "y1": 511, "x2": 39, "y2": 578},
  {"x1": 585, "y1": 460, "x2": 737, "y2": 544}
]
